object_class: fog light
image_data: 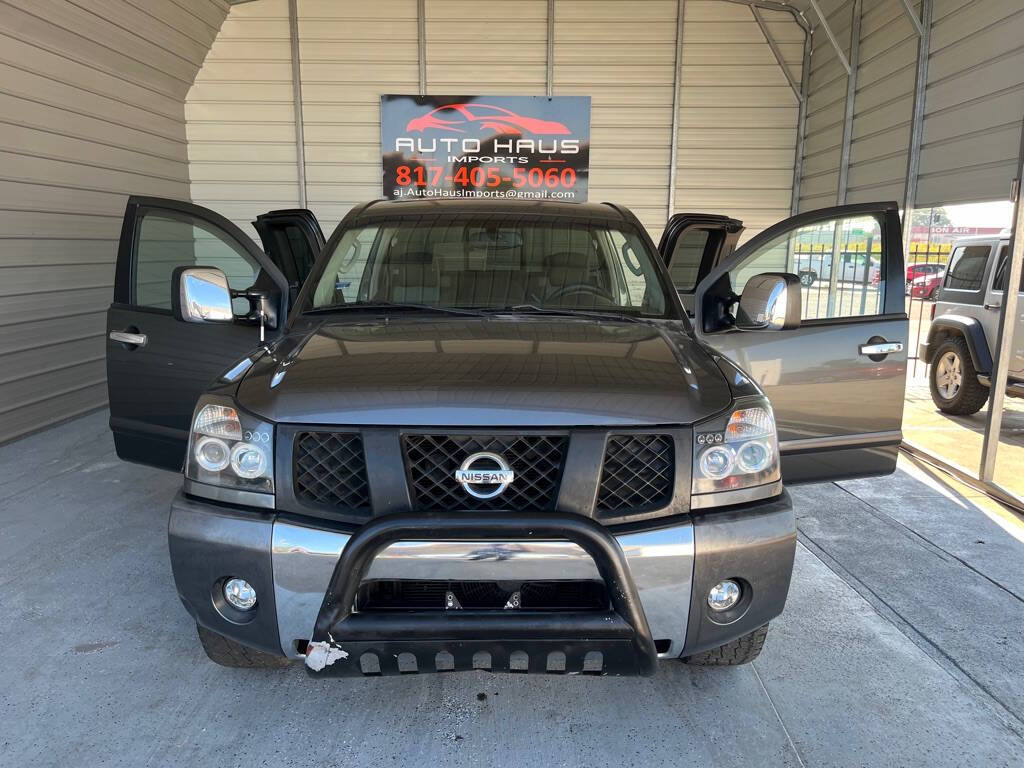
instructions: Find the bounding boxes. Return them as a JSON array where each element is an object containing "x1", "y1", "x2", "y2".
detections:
[
  {"x1": 224, "y1": 578, "x2": 257, "y2": 610},
  {"x1": 707, "y1": 580, "x2": 741, "y2": 612}
]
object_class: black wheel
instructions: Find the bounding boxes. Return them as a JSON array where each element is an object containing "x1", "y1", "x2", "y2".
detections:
[
  {"x1": 196, "y1": 624, "x2": 291, "y2": 668},
  {"x1": 681, "y1": 624, "x2": 768, "y2": 666},
  {"x1": 929, "y1": 336, "x2": 988, "y2": 416},
  {"x1": 799, "y1": 271, "x2": 816, "y2": 287}
]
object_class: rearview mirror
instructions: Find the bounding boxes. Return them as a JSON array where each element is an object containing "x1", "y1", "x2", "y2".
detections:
[
  {"x1": 735, "y1": 273, "x2": 800, "y2": 331},
  {"x1": 172, "y1": 267, "x2": 233, "y2": 323}
]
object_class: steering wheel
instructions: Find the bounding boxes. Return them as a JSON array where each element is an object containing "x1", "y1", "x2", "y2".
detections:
[{"x1": 546, "y1": 283, "x2": 616, "y2": 303}]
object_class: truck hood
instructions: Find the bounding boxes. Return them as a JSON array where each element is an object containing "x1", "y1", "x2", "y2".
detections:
[{"x1": 236, "y1": 317, "x2": 731, "y2": 426}]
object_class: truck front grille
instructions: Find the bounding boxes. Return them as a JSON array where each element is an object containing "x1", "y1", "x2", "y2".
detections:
[
  {"x1": 596, "y1": 434, "x2": 674, "y2": 512},
  {"x1": 293, "y1": 431, "x2": 370, "y2": 512},
  {"x1": 403, "y1": 434, "x2": 567, "y2": 512},
  {"x1": 289, "y1": 429, "x2": 676, "y2": 520}
]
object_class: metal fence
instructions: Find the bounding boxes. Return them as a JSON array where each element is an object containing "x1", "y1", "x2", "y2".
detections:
[{"x1": 904, "y1": 243, "x2": 951, "y2": 376}]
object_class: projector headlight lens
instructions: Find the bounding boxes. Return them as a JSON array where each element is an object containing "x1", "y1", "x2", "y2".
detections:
[
  {"x1": 186, "y1": 398, "x2": 273, "y2": 494},
  {"x1": 194, "y1": 436, "x2": 231, "y2": 472},
  {"x1": 693, "y1": 398, "x2": 780, "y2": 503},
  {"x1": 230, "y1": 442, "x2": 268, "y2": 479}
]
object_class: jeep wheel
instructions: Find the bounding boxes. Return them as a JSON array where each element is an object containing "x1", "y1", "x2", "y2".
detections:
[
  {"x1": 681, "y1": 624, "x2": 768, "y2": 666},
  {"x1": 929, "y1": 336, "x2": 988, "y2": 416},
  {"x1": 196, "y1": 624, "x2": 291, "y2": 668},
  {"x1": 799, "y1": 270, "x2": 816, "y2": 287}
]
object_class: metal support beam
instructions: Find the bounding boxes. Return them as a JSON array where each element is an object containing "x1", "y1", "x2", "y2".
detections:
[
  {"x1": 287, "y1": 0, "x2": 307, "y2": 208},
  {"x1": 898, "y1": 0, "x2": 924, "y2": 37},
  {"x1": 980, "y1": 114, "x2": 1024, "y2": 484},
  {"x1": 901, "y1": 0, "x2": 933, "y2": 258},
  {"x1": 719, "y1": 0, "x2": 811, "y2": 30},
  {"x1": 546, "y1": 0, "x2": 554, "y2": 97},
  {"x1": 806, "y1": 0, "x2": 852, "y2": 75},
  {"x1": 837, "y1": 0, "x2": 862, "y2": 205},
  {"x1": 790, "y1": 28, "x2": 811, "y2": 215},
  {"x1": 666, "y1": 0, "x2": 685, "y2": 220},
  {"x1": 751, "y1": 6, "x2": 801, "y2": 101},
  {"x1": 417, "y1": 0, "x2": 426, "y2": 96}
]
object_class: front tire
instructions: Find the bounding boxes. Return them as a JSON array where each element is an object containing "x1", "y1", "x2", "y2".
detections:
[
  {"x1": 929, "y1": 336, "x2": 988, "y2": 415},
  {"x1": 196, "y1": 624, "x2": 291, "y2": 668},
  {"x1": 681, "y1": 624, "x2": 768, "y2": 666}
]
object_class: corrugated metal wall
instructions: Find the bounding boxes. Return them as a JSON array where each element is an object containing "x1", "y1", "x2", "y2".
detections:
[
  {"x1": 187, "y1": 0, "x2": 299, "y2": 239},
  {"x1": 797, "y1": 0, "x2": 852, "y2": 211},
  {"x1": 798, "y1": 0, "x2": 1023, "y2": 211},
  {"x1": 301, "y1": 0, "x2": 420, "y2": 235},
  {"x1": 0, "y1": 0, "x2": 229, "y2": 443},
  {"x1": 917, "y1": 0, "x2": 1023, "y2": 206},
  {"x1": 676, "y1": 1, "x2": 803, "y2": 236},
  {"x1": 846, "y1": 0, "x2": 918, "y2": 205},
  {"x1": 185, "y1": 0, "x2": 805, "y2": 243}
]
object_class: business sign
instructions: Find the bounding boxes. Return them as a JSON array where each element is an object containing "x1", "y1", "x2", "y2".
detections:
[{"x1": 381, "y1": 95, "x2": 591, "y2": 201}]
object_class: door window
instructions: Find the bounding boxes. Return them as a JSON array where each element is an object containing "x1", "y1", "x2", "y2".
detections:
[
  {"x1": 314, "y1": 225, "x2": 380, "y2": 305},
  {"x1": 264, "y1": 224, "x2": 318, "y2": 288},
  {"x1": 134, "y1": 211, "x2": 260, "y2": 313},
  {"x1": 990, "y1": 245, "x2": 1022, "y2": 293},
  {"x1": 727, "y1": 213, "x2": 884, "y2": 320},
  {"x1": 943, "y1": 245, "x2": 991, "y2": 291},
  {"x1": 667, "y1": 228, "x2": 715, "y2": 292}
]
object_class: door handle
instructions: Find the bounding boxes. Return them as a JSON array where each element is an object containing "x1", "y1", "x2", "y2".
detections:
[
  {"x1": 859, "y1": 341, "x2": 903, "y2": 356},
  {"x1": 984, "y1": 301, "x2": 1001, "y2": 310},
  {"x1": 109, "y1": 330, "x2": 147, "y2": 347}
]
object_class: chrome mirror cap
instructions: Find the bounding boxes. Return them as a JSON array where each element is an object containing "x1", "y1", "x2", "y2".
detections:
[
  {"x1": 174, "y1": 267, "x2": 234, "y2": 323},
  {"x1": 735, "y1": 272, "x2": 801, "y2": 331}
]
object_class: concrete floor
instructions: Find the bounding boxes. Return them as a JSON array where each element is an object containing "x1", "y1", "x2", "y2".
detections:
[
  {"x1": 3, "y1": 411, "x2": 1024, "y2": 767},
  {"x1": 902, "y1": 379, "x2": 1024, "y2": 499}
]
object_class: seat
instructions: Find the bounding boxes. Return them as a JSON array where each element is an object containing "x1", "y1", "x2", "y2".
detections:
[
  {"x1": 381, "y1": 250, "x2": 438, "y2": 303},
  {"x1": 540, "y1": 250, "x2": 612, "y2": 307}
]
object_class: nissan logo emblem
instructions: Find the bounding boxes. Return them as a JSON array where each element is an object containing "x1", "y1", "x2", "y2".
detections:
[{"x1": 453, "y1": 451, "x2": 515, "y2": 499}]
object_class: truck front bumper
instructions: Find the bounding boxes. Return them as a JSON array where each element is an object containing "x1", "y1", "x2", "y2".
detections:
[{"x1": 168, "y1": 490, "x2": 795, "y2": 675}]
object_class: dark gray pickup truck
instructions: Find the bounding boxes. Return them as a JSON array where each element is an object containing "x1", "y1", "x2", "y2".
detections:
[{"x1": 106, "y1": 197, "x2": 908, "y2": 677}]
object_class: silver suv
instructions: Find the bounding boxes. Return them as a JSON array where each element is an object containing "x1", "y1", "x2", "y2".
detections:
[{"x1": 920, "y1": 235, "x2": 1024, "y2": 414}]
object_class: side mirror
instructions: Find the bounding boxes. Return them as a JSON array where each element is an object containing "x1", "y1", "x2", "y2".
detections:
[
  {"x1": 735, "y1": 273, "x2": 801, "y2": 331},
  {"x1": 172, "y1": 267, "x2": 234, "y2": 323}
]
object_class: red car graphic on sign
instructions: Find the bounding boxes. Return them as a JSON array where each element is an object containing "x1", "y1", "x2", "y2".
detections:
[{"x1": 406, "y1": 103, "x2": 572, "y2": 135}]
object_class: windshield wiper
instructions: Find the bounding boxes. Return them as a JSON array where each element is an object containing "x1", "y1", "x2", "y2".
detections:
[
  {"x1": 306, "y1": 302, "x2": 486, "y2": 317},
  {"x1": 484, "y1": 304, "x2": 649, "y2": 324}
]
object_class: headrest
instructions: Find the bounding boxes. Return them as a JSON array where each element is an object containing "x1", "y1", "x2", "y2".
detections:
[{"x1": 545, "y1": 250, "x2": 593, "y2": 270}]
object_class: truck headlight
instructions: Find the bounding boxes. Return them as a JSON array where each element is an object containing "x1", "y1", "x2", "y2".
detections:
[
  {"x1": 692, "y1": 400, "x2": 780, "y2": 505},
  {"x1": 186, "y1": 398, "x2": 274, "y2": 494}
]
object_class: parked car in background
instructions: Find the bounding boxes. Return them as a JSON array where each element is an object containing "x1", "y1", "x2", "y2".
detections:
[
  {"x1": 794, "y1": 253, "x2": 880, "y2": 287},
  {"x1": 909, "y1": 269, "x2": 944, "y2": 300},
  {"x1": 920, "y1": 235, "x2": 1024, "y2": 414},
  {"x1": 906, "y1": 262, "x2": 945, "y2": 289}
]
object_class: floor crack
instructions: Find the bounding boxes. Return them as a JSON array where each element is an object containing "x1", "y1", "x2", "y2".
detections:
[{"x1": 751, "y1": 661, "x2": 807, "y2": 768}]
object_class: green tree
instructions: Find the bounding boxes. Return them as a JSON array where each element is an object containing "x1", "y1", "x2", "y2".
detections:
[{"x1": 911, "y1": 207, "x2": 951, "y2": 228}]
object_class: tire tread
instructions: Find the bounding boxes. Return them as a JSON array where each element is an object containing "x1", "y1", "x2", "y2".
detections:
[
  {"x1": 196, "y1": 624, "x2": 291, "y2": 668},
  {"x1": 682, "y1": 624, "x2": 769, "y2": 666},
  {"x1": 929, "y1": 336, "x2": 988, "y2": 416}
]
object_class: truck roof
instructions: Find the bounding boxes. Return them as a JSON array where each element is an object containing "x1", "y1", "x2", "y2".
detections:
[
  {"x1": 949, "y1": 233, "x2": 1010, "y2": 245},
  {"x1": 349, "y1": 197, "x2": 635, "y2": 223}
]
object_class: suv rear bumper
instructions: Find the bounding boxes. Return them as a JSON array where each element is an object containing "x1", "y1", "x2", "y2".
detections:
[{"x1": 168, "y1": 490, "x2": 795, "y2": 674}]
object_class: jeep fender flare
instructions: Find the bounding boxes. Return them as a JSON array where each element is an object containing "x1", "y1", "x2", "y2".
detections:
[{"x1": 925, "y1": 315, "x2": 992, "y2": 373}]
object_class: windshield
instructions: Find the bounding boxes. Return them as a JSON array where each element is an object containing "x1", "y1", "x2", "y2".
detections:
[{"x1": 308, "y1": 214, "x2": 670, "y2": 316}]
